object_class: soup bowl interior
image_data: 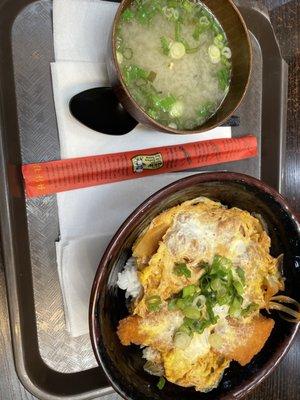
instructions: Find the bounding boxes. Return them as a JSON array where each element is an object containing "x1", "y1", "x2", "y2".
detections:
[
  {"x1": 90, "y1": 173, "x2": 300, "y2": 400},
  {"x1": 108, "y1": 0, "x2": 252, "y2": 134}
]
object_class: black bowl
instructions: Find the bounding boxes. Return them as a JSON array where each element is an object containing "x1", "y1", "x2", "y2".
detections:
[{"x1": 90, "y1": 172, "x2": 300, "y2": 400}]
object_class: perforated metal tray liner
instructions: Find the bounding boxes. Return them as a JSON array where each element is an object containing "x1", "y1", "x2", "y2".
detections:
[{"x1": 0, "y1": 0, "x2": 287, "y2": 399}]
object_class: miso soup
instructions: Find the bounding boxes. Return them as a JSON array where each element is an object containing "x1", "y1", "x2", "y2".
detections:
[{"x1": 116, "y1": 0, "x2": 232, "y2": 131}]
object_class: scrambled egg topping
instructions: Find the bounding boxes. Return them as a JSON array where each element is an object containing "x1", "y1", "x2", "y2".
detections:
[{"x1": 117, "y1": 197, "x2": 284, "y2": 392}]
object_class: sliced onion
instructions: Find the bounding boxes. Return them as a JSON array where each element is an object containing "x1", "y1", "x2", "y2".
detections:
[
  {"x1": 174, "y1": 331, "x2": 192, "y2": 349},
  {"x1": 143, "y1": 361, "x2": 164, "y2": 377},
  {"x1": 268, "y1": 295, "x2": 300, "y2": 323},
  {"x1": 251, "y1": 212, "x2": 268, "y2": 233},
  {"x1": 270, "y1": 295, "x2": 300, "y2": 307},
  {"x1": 264, "y1": 275, "x2": 280, "y2": 300},
  {"x1": 276, "y1": 254, "x2": 284, "y2": 276}
]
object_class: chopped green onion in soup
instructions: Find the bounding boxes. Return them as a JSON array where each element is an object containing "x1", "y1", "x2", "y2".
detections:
[
  {"x1": 208, "y1": 45, "x2": 221, "y2": 64},
  {"x1": 116, "y1": 51, "x2": 123, "y2": 64},
  {"x1": 170, "y1": 42, "x2": 186, "y2": 59},
  {"x1": 116, "y1": 0, "x2": 232, "y2": 130},
  {"x1": 222, "y1": 46, "x2": 232, "y2": 59},
  {"x1": 170, "y1": 101, "x2": 184, "y2": 117},
  {"x1": 199, "y1": 16, "x2": 210, "y2": 26}
]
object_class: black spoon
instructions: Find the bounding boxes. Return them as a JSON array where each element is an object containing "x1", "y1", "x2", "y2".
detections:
[
  {"x1": 70, "y1": 87, "x2": 240, "y2": 135},
  {"x1": 69, "y1": 87, "x2": 138, "y2": 136}
]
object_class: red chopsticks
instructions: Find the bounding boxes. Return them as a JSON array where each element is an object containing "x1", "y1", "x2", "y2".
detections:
[{"x1": 22, "y1": 135, "x2": 257, "y2": 198}]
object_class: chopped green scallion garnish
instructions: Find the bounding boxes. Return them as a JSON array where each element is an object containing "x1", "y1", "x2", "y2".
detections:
[
  {"x1": 183, "y1": 284, "x2": 197, "y2": 298},
  {"x1": 157, "y1": 377, "x2": 166, "y2": 390},
  {"x1": 158, "y1": 95, "x2": 177, "y2": 112},
  {"x1": 241, "y1": 302, "x2": 259, "y2": 317},
  {"x1": 192, "y1": 318, "x2": 212, "y2": 334},
  {"x1": 236, "y1": 267, "x2": 246, "y2": 284},
  {"x1": 175, "y1": 298, "x2": 185, "y2": 310},
  {"x1": 210, "y1": 277, "x2": 223, "y2": 292},
  {"x1": 229, "y1": 296, "x2": 243, "y2": 318},
  {"x1": 168, "y1": 298, "x2": 178, "y2": 311},
  {"x1": 146, "y1": 295, "x2": 162, "y2": 312},
  {"x1": 233, "y1": 280, "x2": 244, "y2": 296},
  {"x1": 173, "y1": 262, "x2": 191, "y2": 278},
  {"x1": 183, "y1": 305, "x2": 200, "y2": 320}
]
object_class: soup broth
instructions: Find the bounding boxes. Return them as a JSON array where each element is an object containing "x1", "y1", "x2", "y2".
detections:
[{"x1": 116, "y1": 0, "x2": 232, "y2": 131}]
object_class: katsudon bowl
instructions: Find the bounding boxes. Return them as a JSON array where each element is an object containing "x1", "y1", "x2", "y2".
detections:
[{"x1": 90, "y1": 172, "x2": 300, "y2": 400}]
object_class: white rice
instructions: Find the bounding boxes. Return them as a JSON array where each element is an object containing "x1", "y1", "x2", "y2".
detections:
[{"x1": 117, "y1": 256, "x2": 142, "y2": 298}]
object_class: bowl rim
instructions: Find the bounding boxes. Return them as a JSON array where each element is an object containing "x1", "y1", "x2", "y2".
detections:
[
  {"x1": 110, "y1": 0, "x2": 253, "y2": 135},
  {"x1": 90, "y1": 171, "x2": 300, "y2": 400}
]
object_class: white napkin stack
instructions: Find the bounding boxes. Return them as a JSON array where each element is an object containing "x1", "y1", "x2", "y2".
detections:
[{"x1": 52, "y1": 0, "x2": 232, "y2": 337}]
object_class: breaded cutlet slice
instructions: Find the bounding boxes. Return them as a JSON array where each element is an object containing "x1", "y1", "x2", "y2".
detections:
[
  {"x1": 117, "y1": 309, "x2": 183, "y2": 352},
  {"x1": 213, "y1": 315, "x2": 274, "y2": 366}
]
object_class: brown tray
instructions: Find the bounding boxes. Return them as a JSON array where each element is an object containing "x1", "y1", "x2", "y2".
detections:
[{"x1": 0, "y1": 0, "x2": 287, "y2": 399}]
